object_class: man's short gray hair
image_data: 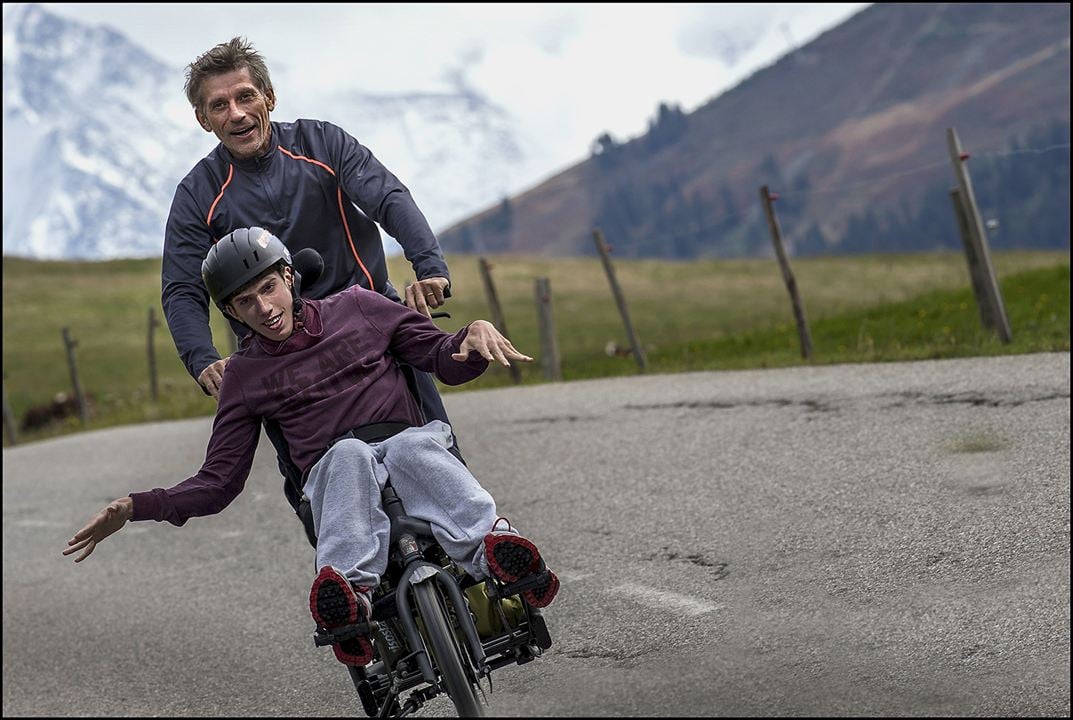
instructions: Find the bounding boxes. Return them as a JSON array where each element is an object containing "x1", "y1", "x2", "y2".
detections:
[{"x1": 184, "y1": 36, "x2": 273, "y2": 110}]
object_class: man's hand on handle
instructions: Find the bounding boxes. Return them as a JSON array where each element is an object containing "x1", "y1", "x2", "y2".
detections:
[
  {"x1": 63, "y1": 497, "x2": 133, "y2": 563},
  {"x1": 198, "y1": 357, "x2": 230, "y2": 400},
  {"x1": 452, "y1": 320, "x2": 533, "y2": 367},
  {"x1": 405, "y1": 277, "x2": 450, "y2": 318}
]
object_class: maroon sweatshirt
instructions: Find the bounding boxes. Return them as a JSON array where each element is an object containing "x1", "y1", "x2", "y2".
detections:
[{"x1": 131, "y1": 286, "x2": 487, "y2": 525}]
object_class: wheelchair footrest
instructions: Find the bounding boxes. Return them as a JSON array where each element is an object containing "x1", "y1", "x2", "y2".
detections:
[
  {"x1": 313, "y1": 621, "x2": 374, "y2": 647},
  {"x1": 488, "y1": 570, "x2": 554, "y2": 600}
]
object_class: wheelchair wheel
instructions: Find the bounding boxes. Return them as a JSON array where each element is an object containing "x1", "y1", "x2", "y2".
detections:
[{"x1": 413, "y1": 581, "x2": 484, "y2": 717}]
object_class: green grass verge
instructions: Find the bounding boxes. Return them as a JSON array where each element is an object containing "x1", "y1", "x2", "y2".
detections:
[
  {"x1": 2, "y1": 251, "x2": 1068, "y2": 446},
  {"x1": 669, "y1": 263, "x2": 1070, "y2": 371}
]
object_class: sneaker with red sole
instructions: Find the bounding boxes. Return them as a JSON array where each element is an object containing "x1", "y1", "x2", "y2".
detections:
[
  {"x1": 309, "y1": 566, "x2": 374, "y2": 666},
  {"x1": 483, "y1": 517, "x2": 560, "y2": 608}
]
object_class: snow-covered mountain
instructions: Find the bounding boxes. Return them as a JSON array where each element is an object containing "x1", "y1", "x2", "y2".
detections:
[
  {"x1": 2, "y1": 4, "x2": 524, "y2": 259},
  {"x1": 3, "y1": 3, "x2": 203, "y2": 258},
  {"x1": 336, "y1": 83, "x2": 524, "y2": 254}
]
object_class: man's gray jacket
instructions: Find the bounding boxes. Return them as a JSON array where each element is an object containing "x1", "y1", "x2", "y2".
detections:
[{"x1": 162, "y1": 118, "x2": 449, "y2": 382}]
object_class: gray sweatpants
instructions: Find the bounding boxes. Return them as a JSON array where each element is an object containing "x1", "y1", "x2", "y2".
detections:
[{"x1": 303, "y1": 420, "x2": 499, "y2": 588}]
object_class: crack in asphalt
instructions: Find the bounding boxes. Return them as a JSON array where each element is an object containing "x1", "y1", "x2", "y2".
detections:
[
  {"x1": 500, "y1": 389, "x2": 1068, "y2": 427},
  {"x1": 625, "y1": 398, "x2": 836, "y2": 413},
  {"x1": 510, "y1": 415, "x2": 592, "y2": 424},
  {"x1": 644, "y1": 548, "x2": 731, "y2": 580},
  {"x1": 882, "y1": 391, "x2": 1070, "y2": 408},
  {"x1": 625, "y1": 390, "x2": 1069, "y2": 415},
  {"x1": 559, "y1": 646, "x2": 651, "y2": 661}
]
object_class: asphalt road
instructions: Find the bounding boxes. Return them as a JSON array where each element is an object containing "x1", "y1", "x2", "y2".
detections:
[{"x1": 3, "y1": 353, "x2": 1069, "y2": 717}]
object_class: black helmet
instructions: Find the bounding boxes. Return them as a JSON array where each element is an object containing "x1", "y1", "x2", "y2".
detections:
[{"x1": 202, "y1": 227, "x2": 293, "y2": 311}]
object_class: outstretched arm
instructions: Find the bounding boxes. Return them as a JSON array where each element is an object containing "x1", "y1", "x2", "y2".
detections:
[
  {"x1": 62, "y1": 497, "x2": 133, "y2": 563},
  {"x1": 360, "y1": 289, "x2": 528, "y2": 382},
  {"x1": 62, "y1": 375, "x2": 261, "y2": 551},
  {"x1": 451, "y1": 320, "x2": 533, "y2": 367}
]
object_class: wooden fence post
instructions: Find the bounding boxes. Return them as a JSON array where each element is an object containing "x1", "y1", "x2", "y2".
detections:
[
  {"x1": 61, "y1": 327, "x2": 88, "y2": 425},
  {"x1": 759, "y1": 185, "x2": 813, "y2": 359},
  {"x1": 950, "y1": 188, "x2": 995, "y2": 331},
  {"x1": 946, "y1": 127, "x2": 1012, "y2": 344},
  {"x1": 534, "y1": 277, "x2": 562, "y2": 381},
  {"x1": 592, "y1": 229, "x2": 647, "y2": 372},
  {"x1": 477, "y1": 257, "x2": 522, "y2": 384},
  {"x1": 148, "y1": 307, "x2": 160, "y2": 402},
  {"x1": 2, "y1": 373, "x2": 17, "y2": 446}
]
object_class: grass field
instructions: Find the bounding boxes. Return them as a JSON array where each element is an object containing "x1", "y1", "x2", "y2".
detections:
[{"x1": 2, "y1": 249, "x2": 1069, "y2": 446}]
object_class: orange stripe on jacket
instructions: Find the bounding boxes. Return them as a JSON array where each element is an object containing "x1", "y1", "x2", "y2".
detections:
[
  {"x1": 277, "y1": 146, "x2": 375, "y2": 289},
  {"x1": 206, "y1": 165, "x2": 234, "y2": 237}
]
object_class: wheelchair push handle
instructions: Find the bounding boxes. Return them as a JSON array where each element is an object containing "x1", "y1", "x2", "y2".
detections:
[
  {"x1": 291, "y1": 248, "x2": 451, "y2": 319},
  {"x1": 291, "y1": 248, "x2": 324, "y2": 293}
]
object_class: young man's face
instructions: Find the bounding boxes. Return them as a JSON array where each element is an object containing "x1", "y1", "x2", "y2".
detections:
[
  {"x1": 226, "y1": 267, "x2": 295, "y2": 342},
  {"x1": 195, "y1": 66, "x2": 276, "y2": 160}
]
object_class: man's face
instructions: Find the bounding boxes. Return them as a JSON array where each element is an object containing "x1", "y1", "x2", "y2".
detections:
[
  {"x1": 195, "y1": 66, "x2": 276, "y2": 160},
  {"x1": 226, "y1": 267, "x2": 295, "y2": 342}
]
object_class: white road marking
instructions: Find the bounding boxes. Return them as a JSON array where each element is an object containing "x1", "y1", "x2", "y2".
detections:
[{"x1": 612, "y1": 584, "x2": 722, "y2": 616}]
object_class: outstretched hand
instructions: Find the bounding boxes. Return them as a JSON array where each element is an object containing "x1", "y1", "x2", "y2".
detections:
[
  {"x1": 63, "y1": 497, "x2": 133, "y2": 563},
  {"x1": 452, "y1": 320, "x2": 533, "y2": 367}
]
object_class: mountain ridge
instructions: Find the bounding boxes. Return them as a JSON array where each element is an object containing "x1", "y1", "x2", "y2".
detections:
[{"x1": 438, "y1": 3, "x2": 1071, "y2": 258}]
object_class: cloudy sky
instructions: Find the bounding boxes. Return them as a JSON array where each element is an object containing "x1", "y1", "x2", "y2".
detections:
[{"x1": 39, "y1": 2, "x2": 868, "y2": 197}]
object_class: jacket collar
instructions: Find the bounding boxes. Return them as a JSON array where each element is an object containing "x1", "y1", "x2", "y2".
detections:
[{"x1": 220, "y1": 121, "x2": 278, "y2": 172}]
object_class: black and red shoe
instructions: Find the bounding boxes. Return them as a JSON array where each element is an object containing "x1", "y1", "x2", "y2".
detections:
[
  {"x1": 309, "y1": 566, "x2": 374, "y2": 666},
  {"x1": 483, "y1": 517, "x2": 560, "y2": 608}
]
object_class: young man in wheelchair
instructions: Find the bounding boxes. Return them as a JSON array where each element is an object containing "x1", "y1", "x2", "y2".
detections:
[{"x1": 63, "y1": 226, "x2": 560, "y2": 668}]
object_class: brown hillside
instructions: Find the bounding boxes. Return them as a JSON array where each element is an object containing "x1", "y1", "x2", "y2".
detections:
[{"x1": 440, "y1": 3, "x2": 1071, "y2": 257}]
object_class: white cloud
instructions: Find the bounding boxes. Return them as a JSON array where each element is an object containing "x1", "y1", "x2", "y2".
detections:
[{"x1": 39, "y1": 2, "x2": 868, "y2": 197}]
